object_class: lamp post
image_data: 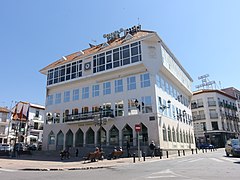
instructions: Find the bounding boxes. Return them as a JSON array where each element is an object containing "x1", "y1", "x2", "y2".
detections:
[{"x1": 94, "y1": 106, "x2": 103, "y2": 152}]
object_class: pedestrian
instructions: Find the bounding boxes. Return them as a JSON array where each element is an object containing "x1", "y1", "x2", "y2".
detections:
[
  {"x1": 75, "y1": 148, "x2": 79, "y2": 157},
  {"x1": 149, "y1": 141, "x2": 155, "y2": 158},
  {"x1": 126, "y1": 141, "x2": 131, "y2": 157}
]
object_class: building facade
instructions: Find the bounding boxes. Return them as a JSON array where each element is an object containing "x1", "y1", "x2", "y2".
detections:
[
  {"x1": 191, "y1": 89, "x2": 240, "y2": 148},
  {"x1": 0, "y1": 107, "x2": 10, "y2": 144},
  {"x1": 10, "y1": 102, "x2": 45, "y2": 146},
  {"x1": 40, "y1": 25, "x2": 195, "y2": 151}
]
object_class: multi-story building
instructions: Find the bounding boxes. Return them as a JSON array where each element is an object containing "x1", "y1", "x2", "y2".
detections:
[
  {"x1": 191, "y1": 89, "x2": 239, "y2": 148},
  {"x1": 40, "y1": 25, "x2": 195, "y2": 151},
  {"x1": 10, "y1": 101, "x2": 45, "y2": 146},
  {"x1": 0, "y1": 107, "x2": 9, "y2": 144}
]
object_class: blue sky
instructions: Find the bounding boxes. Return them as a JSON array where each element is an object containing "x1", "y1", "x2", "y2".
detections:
[{"x1": 1, "y1": 0, "x2": 240, "y2": 107}]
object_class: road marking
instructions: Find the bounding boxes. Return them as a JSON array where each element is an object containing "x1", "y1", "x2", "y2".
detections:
[
  {"x1": 209, "y1": 158, "x2": 224, "y2": 162},
  {"x1": 188, "y1": 158, "x2": 203, "y2": 163},
  {"x1": 147, "y1": 169, "x2": 188, "y2": 179},
  {"x1": 220, "y1": 157, "x2": 237, "y2": 162}
]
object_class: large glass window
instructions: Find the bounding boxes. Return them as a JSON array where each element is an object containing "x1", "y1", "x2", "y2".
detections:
[
  {"x1": 140, "y1": 73, "x2": 150, "y2": 88},
  {"x1": 64, "y1": 91, "x2": 70, "y2": 102},
  {"x1": 82, "y1": 87, "x2": 89, "y2": 99},
  {"x1": 127, "y1": 76, "x2": 136, "y2": 90},
  {"x1": 115, "y1": 79, "x2": 123, "y2": 93},
  {"x1": 122, "y1": 45, "x2": 130, "y2": 65},
  {"x1": 128, "y1": 98, "x2": 139, "y2": 115},
  {"x1": 103, "y1": 82, "x2": 111, "y2": 95},
  {"x1": 73, "y1": 89, "x2": 79, "y2": 101},
  {"x1": 92, "y1": 84, "x2": 100, "y2": 97},
  {"x1": 115, "y1": 100, "x2": 124, "y2": 116},
  {"x1": 141, "y1": 96, "x2": 152, "y2": 113},
  {"x1": 55, "y1": 93, "x2": 61, "y2": 104}
]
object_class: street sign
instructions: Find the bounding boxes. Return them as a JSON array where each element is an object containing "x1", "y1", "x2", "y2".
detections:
[{"x1": 135, "y1": 124, "x2": 141, "y2": 132}]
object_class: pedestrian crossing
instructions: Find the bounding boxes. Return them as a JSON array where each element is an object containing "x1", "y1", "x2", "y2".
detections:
[{"x1": 176, "y1": 156, "x2": 239, "y2": 164}]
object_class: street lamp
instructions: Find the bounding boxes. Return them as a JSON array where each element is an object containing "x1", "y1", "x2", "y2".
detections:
[{"x1": 94, "y1": 106, "x2": 104, "y2": 152}]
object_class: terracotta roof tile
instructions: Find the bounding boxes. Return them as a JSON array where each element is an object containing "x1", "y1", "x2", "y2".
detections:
[{"x1": 0, "y1": 107, "x2": 9, "y2": 113}]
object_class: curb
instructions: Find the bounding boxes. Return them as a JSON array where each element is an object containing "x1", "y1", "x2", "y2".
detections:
[{"x1": 20, "y1": 166, "x2": 110, "y2": 171}]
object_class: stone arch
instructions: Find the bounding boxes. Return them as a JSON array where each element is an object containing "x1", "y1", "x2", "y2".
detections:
[
  {"x1": 86, "y1": 127, "x2": 94, "y2": 145},
  {"x1": 65, "y1": 129, "x2": 73, "y2": 148},
  {"x1": 97, "y1": 127, "x2": 107, "y2": 146},
  {"x1": 56, "y1": 130, "x2": 64, "y2": 150},
  {"x1": 109, "y1": 125, "x2": 119, "y2": 145},
  {"x1": 122, "y1": 124, "x2": 133, "y2": 145},
  {"x1": 75, "y1": 128, "x2": 84, "y2": 147}
]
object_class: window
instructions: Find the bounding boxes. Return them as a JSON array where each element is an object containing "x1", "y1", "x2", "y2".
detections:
[
  {"x1": 82, "y1": 87, "x2": 89, "y2": 99},
  {"x1": 35, "y1": 110, "x2": 39, "y2": 118},
  {"x1": 47, "y1": 69, "x2": 53, "y2": 85},
  {"x1": 127, "y1": 76, "x2": 136, "y2": 90},
  {"x1": 54, "y1": 67, "x2": 59, "y2": 84},
  {"x1": 103, "y1": 82, "x2": 111, "y2": 95},
  {"x1": 115, "y1": 79, "x2": 123, "y2": 93},
  {"x1": 131, "y1": 41, "x2": 141, "y2": 63},
  {"x1": 55, "y1": 93, "x2": 61, "y2": 104},
  {"x1": 71, "y1": 62, "x2": 77, "y2": 79},
  {"x1": 59, "y1": 65, "x2": 65, "y2": 82},
  {"x1": 211, "y1": 121, "x2": 219, "y2": 130},
  {"x1": 122, "y1": 45, "x2": 130, "y2": 65},
  {"x1": 128, "y1": 98, "x2": 139, "y2": 115},
  {"x1": 48, "y1": 131, "x2": 55, "y2": 145},
  {"x1": 115, "y1": 100, "x2": 124, "y2": 116},
  {"x1": 141, "y1": 73, "x2": 150, "y2": 88},
  {"x1": 73, "y1": 89, "x2": 79, "y2": 101},
  {"x1": 168, "y1": 126, "x2": 172, "y2": 141},
  {"x1": 106, "y1": 50, "x2": 112, "y2": 70},
  {"x1": 47, "y1": 95, "x2": 53, "y2": 106},
  {"x1": 156, "y1": 75, "x2": 161, "y2": 88},
  {"x1": 141, "y1": 96, "x2": 152, "y2": 113},
  {"x1": 64, "y1": 91, "x2": 70, "y2": 102},
  {"x1": 92, "y1": 85, "x2": 100, "y2": 97}
]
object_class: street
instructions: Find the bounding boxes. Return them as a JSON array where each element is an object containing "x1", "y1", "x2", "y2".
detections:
[{"x1": 0, "y1": 149, "x2": 240, "y2": 180}]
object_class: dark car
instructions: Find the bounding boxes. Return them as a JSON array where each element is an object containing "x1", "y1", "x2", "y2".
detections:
[
  {"x1": 225, "y1": 139, "x2": 240, "y2": 157},
  {"x1": 199, "y1": 143, "x2": 214, "y2": 149}
]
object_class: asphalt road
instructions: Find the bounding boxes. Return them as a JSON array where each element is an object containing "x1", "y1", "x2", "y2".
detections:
[{"x1": 1, "y1": 148, "x2": 240, "y2": 180}]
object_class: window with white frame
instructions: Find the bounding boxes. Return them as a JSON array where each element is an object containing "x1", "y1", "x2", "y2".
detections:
[
  {"x1": 141, "y1": 96, "x2": 152, "y2": 113},
  {"x1": 115, "y1": 79, "x2": 123, "y2": 93},
  {"x1": 92, "y1": 84, "x2": 100, "y2": 97},
  {"x1": 115, "y1": 100, "x2": 124, "y2": 116},
  {"x1": 64, "y1": 91, "x2": 70, "y2": 102},
  {"x1": 156, "y1": 75, "x2": 161, "y2": 88},
  {"x1": 103, "y1": 82, "x2": 111, "y2": 95},
  {"x1": 73, "y1": 89, "x2": 79, "y2": 101},
  {"x1": 140, "y1": 73, "x2": 150, "y2": 88},
  {"x1": 55, "y1": 93, "x2": 61, "y2": 104},
  {"x1": 47, "y1": 95, "x2": 53, "y2": 106},
  {"x1": 82, "y1": 87, "x2": 89, "y2": 99},
  {"x1": 128, "y1": 98, "x2": 139, "y2": 115},
  {"x1": 127, "y1": 76, "x2": 136, "y2": 90}
]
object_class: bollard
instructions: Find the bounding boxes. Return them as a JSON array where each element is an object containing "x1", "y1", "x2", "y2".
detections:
[
  {"x1": 195, "y1": 148, "x2": 198, "y2": 154},
  {"x1": 160, "y1": 149, "x2": 162, "y2": 159},
  {"x1": 202, "y1": 148, "x2": 204, "y2": 153},
  {"x1": 191, "y1": 149, "x2": 194, "y2": 154},
  {"x1": 183, "y1": 150, "x2": 185, "y2": 156},
  {"x1": 143, "y1": 152, "x2": 146, "y2": 161},
  {"x1": 133, "y1": 153, "x2": 136, "y2": 163},
  {"x1": 166, "y1": 151, "x2": 169, "y2": 158},
  {"x1": 205, "y1": 149, "x2": 207, "y2": 153},
  {"x1": 178, "y1": 150, "x2": 180, "y2": 156}
]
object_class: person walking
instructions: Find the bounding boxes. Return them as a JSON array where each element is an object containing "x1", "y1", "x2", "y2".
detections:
[
  {"x1": 149, "y1": 141, "x2": 156, "y2": 158},
  {"x1": 75, "y1": 148, "x2": 79, "y2": 157}
]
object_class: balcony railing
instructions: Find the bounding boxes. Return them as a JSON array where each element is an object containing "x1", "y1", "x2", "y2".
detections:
[
  {"x1": 193, "y1": 114, "x2": 206, "y2": 120},
  {"x1": 65, "y1": 109, "x2": 114, "y2": 123}
]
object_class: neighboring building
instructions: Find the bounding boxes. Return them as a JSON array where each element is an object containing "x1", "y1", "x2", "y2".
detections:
[
  {"x1": 10, "y1": 101, "x2": 45, "y2": 146},
  {"x1": 40, "y1": 25, "x2": 195, "y2": 151},
  {"x1": 0, "y1": 107, "x2": 9, "y2": 144},
  {"x1": 191, "y1": 89, "x2": 239, "y2": 148}
]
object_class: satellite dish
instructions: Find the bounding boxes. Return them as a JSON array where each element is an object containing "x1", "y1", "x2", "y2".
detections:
[
  {"x1": 46, "y1": 112, "x2": 52, "y2": 118},
  {"x1": 103, "y1": 34, "x2": 107, "y2": 38},
  {"x1": 119, "y1": 28, "x2": 124, "y2": 32}
]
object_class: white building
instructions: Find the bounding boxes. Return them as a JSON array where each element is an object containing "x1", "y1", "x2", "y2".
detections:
[
  {"x1": 10, "y1": 102, "x2": 45, "y2": 146},
  {"x1": 40, "y1": 25, "x2": 195, "y2": 151},
  {"x1": 191, "y1": 89, "x2": 239, "y2": 148},
  {"x1": 0, "y1": 107, "x2": 9, "y2": 144}
]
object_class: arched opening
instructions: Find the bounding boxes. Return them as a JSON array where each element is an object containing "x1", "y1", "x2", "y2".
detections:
[
  {"x1": 168, "y1": 126, "x2": 172, "y2": 142},
  {"x1": 139, "y1": 123, "x2": 148, "y2": 146},
  {"x1": 176, "y1": 128, "x2": 180, "y2": 142},
  {"x1": 75, "y1": 128, "x2": 84, "y2": 147},
  {"x1": 122, "y1": 124, "x2": 133, "y2": 145},
  {"x1": 56, "y1": 130, "x2": 64, "y2": 150},
  {"x1": 48, "y1": 131, "x2": 55, "y2": 145},
  {"x1": 86, "y1": 127, "x2": 94, "y2": 145},
  {"x1": 162, "y1": 124, "x2": 167, "y2": 141},
  {"x1": 172, "y1": 127, "x2": 176, "y2": 142},
  {"x1": 65, "y1": 129, "x2": 73, "y2": 148},
  {"x1": 109, "y1": 125, "x2": 119, "y2": 146}
]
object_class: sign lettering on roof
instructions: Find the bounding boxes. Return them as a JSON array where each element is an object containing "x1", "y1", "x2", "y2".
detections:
[{"x1": 103, "y1": 25, "x2": 141, "y2": 42}]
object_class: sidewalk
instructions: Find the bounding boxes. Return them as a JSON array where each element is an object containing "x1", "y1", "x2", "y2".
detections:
[{"x1": 0, "y1": 149, "x2": 218, "y2": 171}]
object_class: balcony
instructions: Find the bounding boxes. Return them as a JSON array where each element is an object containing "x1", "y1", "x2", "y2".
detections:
[
  {"x1": 193, "y1": 114, "x2": 206, "y2": 120},
  {"x1": 208, "y1": 101, "x2": 216, "y2": 107},
  {"x1": 65, "y1": 109, "x2": 114, "y2": 123},
  {"x1": 191, "y1": 102, "x2": 204, "y2": 109}
]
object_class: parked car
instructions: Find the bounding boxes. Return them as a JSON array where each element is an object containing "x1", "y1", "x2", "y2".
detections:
[
  {"x1": 225, "y1": 139, "x2": 240, "y2": 157},
  {"x1": 199, "y1": 143, "x2": 214, "y2": 149},
  {"x1": 0, "y1": 144, "x2": 11, "y2": 151}
]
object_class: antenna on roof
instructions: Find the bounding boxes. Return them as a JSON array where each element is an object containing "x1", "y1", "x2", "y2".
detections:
[{"x1": 62, "y1": 56, "x2": 67, "y2": 61}]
